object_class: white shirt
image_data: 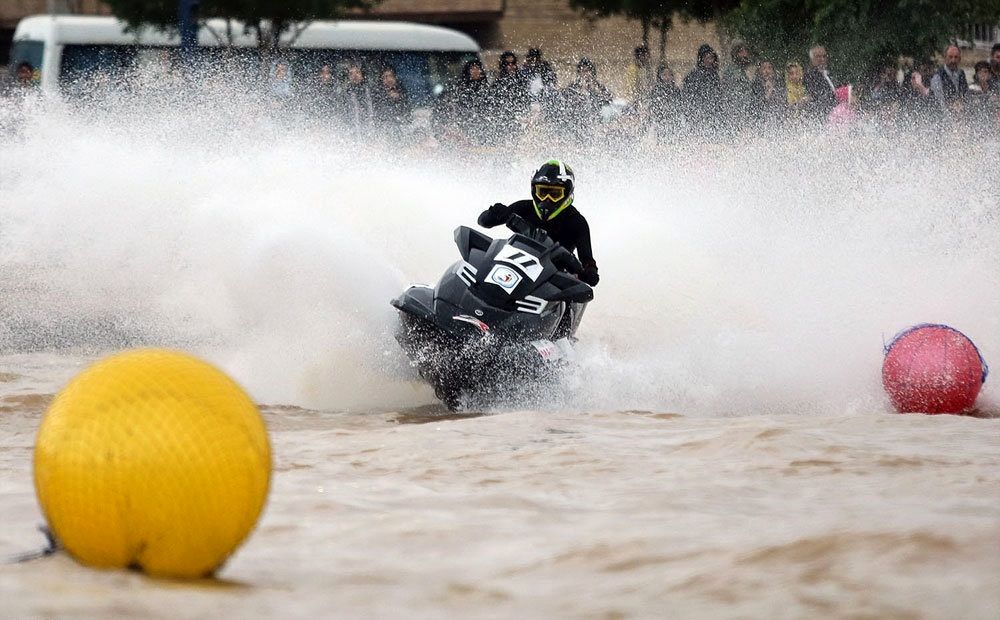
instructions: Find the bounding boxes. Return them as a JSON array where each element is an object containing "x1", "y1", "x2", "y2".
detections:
[{"x1": 822, "y1": 69, "x2": 835, "y2": 91}]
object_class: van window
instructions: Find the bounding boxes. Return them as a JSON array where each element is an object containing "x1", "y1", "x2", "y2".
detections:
[
  {"x1": 10, "y1": 39, "x2": 44, "y2": 77},
  {"x1": 276, "y1": 50, "x2": 477, "y2": 106},
  {"x1": 60, "y1": 44, "x2": 137, "y2": 87}
]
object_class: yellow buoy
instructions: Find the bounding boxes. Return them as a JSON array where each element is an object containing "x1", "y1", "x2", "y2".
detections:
[{"x1": 34, "y1": 348, "x2": 271, "y2": 578}]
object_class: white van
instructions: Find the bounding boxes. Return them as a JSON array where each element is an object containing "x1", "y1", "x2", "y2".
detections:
[{"x1": 8, "y1": 15, "x2": 480, "y2": 104}]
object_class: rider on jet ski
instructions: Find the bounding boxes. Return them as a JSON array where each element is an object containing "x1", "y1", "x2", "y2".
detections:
[{"x1": 478, "y1": 160, "x2": 600, "y2": 287}]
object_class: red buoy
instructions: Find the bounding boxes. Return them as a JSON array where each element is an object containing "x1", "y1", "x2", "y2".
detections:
[{"x1": 882, "y1": 324, "x2": 989, "y2": 414}]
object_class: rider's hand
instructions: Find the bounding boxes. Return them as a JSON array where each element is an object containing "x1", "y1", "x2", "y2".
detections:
[
  {"x1": 580, "y1": 265, "x2": 600, "y2": 287},
  {"x1": 488, "y1": 202, "x2": 511, "y2": 221}
]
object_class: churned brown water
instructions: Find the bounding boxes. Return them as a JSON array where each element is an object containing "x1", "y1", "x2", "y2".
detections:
[{"x1": 1, "y1": 353, "x2": 998, "y2": 618}]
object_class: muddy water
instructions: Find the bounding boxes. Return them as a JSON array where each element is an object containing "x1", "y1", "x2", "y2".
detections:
[{"x1": 1, "y1": 354, "x2": 998, "y2": 618}]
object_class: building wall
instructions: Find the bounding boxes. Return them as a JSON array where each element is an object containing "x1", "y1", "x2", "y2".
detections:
[
  {"x1": 372, "y1": 0, "x2": 503, "y2": 20},
  {"x1": 494, "y1": 0, "x2": 721, "y2": 93},
  {"x1": 1, "y1": 0, "x2": 110, "y2": 27}
]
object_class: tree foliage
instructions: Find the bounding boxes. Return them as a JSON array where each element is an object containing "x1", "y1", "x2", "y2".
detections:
[
  {"x1": 674, "y1": 0, "x2": 741, "y2": 23},
  {"x1": 569, "y1": 0, "x2": 672, "y2": 46},
  {"x1": 568, "y1": 0, "x2": 739, "y2": 50},
  {"x1": 569, "y1": 0, "x2": 739, "y2": 23},
  {"x1": 103, "y1": 0, "x2": 378, "y2": 50},
  {"x1": 725, "y1": 0, "x2": 1000, "y2": 82}
]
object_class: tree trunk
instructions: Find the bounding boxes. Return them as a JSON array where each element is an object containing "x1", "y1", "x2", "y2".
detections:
[
  {"x1": 287, "y1": 22, "x2": 314, "y2": 46},
  {"x1": 254, "y1": 20, "x2": 270, "y2": 79},
  {"x1": 257, "y1": 20, "x2": 280, "y2": 53},
  {"x1": 713, "y1": 4, "x2": 732, "y2": 58},
  {"x1": 658, "y1": 21, "x2": 668, "y2": 60},
  {"x1": 271, "y1": 20, "x2": 286, "y2": 52},
  {"x1": 641, "y1": 17, "x2": 650, "y2": 48}
]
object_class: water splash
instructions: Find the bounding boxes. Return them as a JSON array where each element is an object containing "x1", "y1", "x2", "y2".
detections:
[{"x1": 1, "y1": 90, "x2": 997, "y2": 414}]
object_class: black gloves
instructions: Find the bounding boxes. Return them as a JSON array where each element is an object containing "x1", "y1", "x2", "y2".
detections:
[
  {"x1": 478, "y1": 202, "x2": 512, "y2": 228},
  {"x1": 488, "y1": 202, "x2": 511, "y2": 220},
  {"x1": 580, "y1": 265, "x2": 600, "y2": 287}
]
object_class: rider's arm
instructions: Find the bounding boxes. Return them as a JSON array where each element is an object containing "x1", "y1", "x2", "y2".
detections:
[
  {"x1": 573, "y1": 217, "x2": 600, "y2": 287},
  {"x1": 477, "y1": 203, "x2": 512, "y2": 228}
]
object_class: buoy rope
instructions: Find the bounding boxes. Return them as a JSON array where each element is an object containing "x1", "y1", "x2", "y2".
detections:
[{"x1": 4, "y1": 525, "x2": 59, "y2": 564}]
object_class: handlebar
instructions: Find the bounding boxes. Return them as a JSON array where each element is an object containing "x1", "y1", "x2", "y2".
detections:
[
  {"x1": 505, "y1": 214, "x2": 545, "y2": 241},
  {"x1": 553, "y1": 246, "x2": 585, "y2": 275},
  {"x1": 505, "y1": 214, "x2": 585, "y2": 277}
]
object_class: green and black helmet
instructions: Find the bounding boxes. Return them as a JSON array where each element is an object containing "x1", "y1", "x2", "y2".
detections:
[{"x1": 531, "y1": 159, "x2": 575, "y2": 221}]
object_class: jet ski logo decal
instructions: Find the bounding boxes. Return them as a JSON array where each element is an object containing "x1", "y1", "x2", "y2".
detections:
[
  {"x1": 496, "y1": 245, "x2": 543, "y2": 281},
  {"x1": 487, "y1": 265, "x2": 522, "y2": 293}
]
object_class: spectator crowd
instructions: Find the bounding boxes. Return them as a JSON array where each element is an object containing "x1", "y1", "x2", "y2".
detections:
[
  {"x1": 5, "y1": 39, "x2": 1000, "y2": 148},
  {"x1": 429, "y1": 40, "x2": 1000, "y2": 147}
]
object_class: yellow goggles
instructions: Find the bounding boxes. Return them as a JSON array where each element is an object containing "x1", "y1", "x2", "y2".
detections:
[{"x1": 534, "y1": 184, "x2": 566, "y2": 203}]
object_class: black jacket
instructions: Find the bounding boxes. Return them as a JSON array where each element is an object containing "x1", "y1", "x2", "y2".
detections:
[
  {"x1": 433, "y1": 62, "x2": 492, "y2": 144},
  {"x1": 372, "y1": 83, "x2": 412, "y2": 129},
  {"x1": 649, "y1": 79, "x2": 683, "y2": 130},
  {"x1": 803, "y1": 67, "x2": 837, "y2": 113},
  {"x1": 682, "y1": 66, "x2": 722, "y2": 133},
  {"x1": 478, "y1": 200, "x2": 599, "y2": 286},
  {"x1": 490, "y1": 72, "x2": 530, "y2": 140}
]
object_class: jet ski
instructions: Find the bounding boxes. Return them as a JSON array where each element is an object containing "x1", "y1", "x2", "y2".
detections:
[{"x1": 391, "y1": 215, "x2": 594, "y2": 410}]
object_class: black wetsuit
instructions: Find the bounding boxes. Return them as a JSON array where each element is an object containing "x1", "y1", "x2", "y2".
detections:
[{"x1": 478, "y1": 200, "x2": 599, "y2": 286}]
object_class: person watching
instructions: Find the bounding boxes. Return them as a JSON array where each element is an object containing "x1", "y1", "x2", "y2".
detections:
[
  {"x1": 929, "y1": 44, "x2": 969, "y2": 117},
  {"x1": 15, "y1": 61, "x2": 35, "y2": 87},
  {"x1": 803, "y1": 45, "x2": 838, "y2": 115}
]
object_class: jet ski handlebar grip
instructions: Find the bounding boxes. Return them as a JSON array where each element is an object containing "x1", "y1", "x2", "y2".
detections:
[
  {"x1": 553, "y1": 246, "x2": 584, "y2": 275},
  {"x1": 505, "y1": 214, "x2": 532, "y2": 236}
]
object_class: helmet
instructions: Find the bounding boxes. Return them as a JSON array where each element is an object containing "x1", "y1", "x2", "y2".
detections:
[{"x1": 531, "y1": 159, "x2": 575, "y2": 221}]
